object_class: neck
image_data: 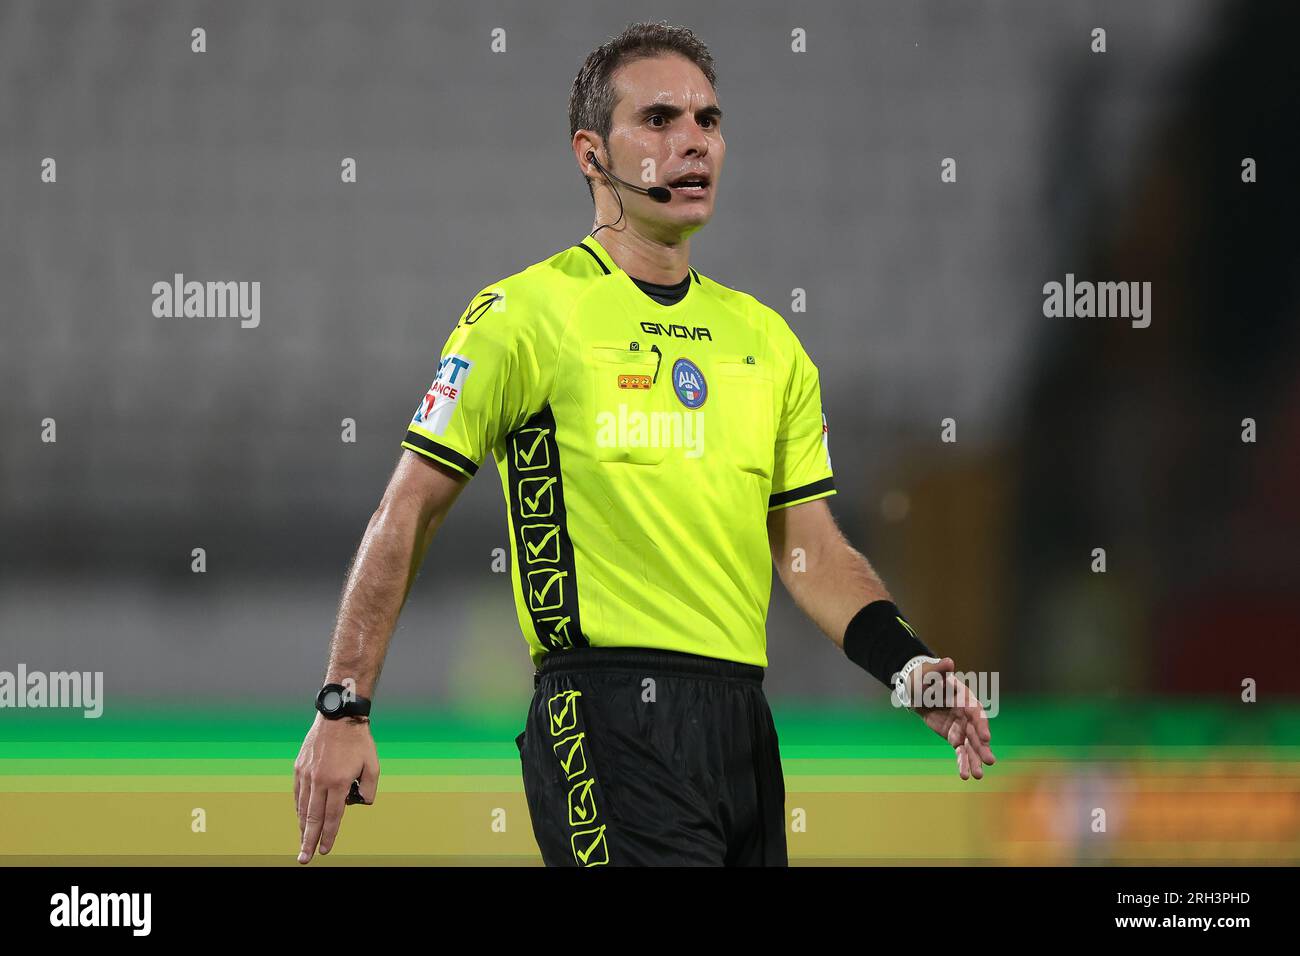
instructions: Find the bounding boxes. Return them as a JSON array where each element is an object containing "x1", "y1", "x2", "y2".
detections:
[{"x1": 589, "y1": 220, "x2": 692, "y2": 285}]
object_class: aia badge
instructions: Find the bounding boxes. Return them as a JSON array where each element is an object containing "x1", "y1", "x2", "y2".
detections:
[
  {"x1": 412, "y1": 353, "x2": 472, "y2": 435},
  {"x1": 671, "y1": 357, "x2": 707, "y2": 409}
]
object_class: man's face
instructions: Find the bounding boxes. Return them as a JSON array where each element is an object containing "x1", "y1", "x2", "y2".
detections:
[{"x1": 601, "y1": 53, "x2": 724, "y2": 239}]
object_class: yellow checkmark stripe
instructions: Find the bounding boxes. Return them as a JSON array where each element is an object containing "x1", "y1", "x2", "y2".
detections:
[
  {"x1": 540, "y1": 675, "x2": 611, "y2": 861},
  {"x1": 567, "y1": 778, "x2": 598, "y2": 826},
  {"x1": 526, "y1": 568, "x2": 566, "y2": 611},
  {"x1": 518, "y1": 476, "x2": 557, "y2": 517},
  {"x1": 513, "y1": 427, "x2": 551, "y2": 471},
  {"x1": 571, "y1": 825, "x2": 609, "y2": 866},
  {"x1": 522, "y1": 524, "x2": 561, "y2": 563},
  {"x1": 547, "y1": 690, "x2": 580, "y2": 736},
  {"x1": 552, "y1": 732, "x2": 587, "y2": 779},
  {"x1": 537, "y1": 614, "x2": 574, "y2": 649},
  {"x1": 505, "y1": 405, "x2": 587, "y2": 660}
]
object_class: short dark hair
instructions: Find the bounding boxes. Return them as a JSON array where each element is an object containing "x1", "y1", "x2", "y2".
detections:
[{"x1": 569, "y1": 21, "x2": 718, "y2": 201}]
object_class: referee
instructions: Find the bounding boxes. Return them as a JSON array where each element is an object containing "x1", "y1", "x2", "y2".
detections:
[{"x1": 295, "y1": 21, "x2": 995, "y2": 867}]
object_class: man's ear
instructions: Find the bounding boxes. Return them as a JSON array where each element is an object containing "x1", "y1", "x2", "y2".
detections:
[{"x1": 573, "y1": 132, "x2": 602, "y2": 174}]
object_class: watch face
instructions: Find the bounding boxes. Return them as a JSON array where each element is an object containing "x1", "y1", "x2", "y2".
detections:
[{"x1": 321, "y1": 690, "x2": 342, "y2": 713}]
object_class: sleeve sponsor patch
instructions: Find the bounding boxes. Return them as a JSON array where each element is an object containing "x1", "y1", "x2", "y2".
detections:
[
  {"x1": 412, "y1": 353, "x2": 473, "y2": 435},
  {"x1": 822, "y1": 410, "x2": 832, "y2": 469}
]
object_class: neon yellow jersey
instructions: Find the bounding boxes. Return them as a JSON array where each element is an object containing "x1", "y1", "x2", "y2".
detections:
[{"x1": 402, "y1": 234, "x2": 835, "y2": 668}]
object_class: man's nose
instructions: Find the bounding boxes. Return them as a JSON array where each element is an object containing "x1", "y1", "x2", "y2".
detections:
[{"x1": 676, "y1": 124, "x2": 709, "y2": 158}]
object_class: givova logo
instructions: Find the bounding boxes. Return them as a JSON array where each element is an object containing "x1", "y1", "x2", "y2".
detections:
[{"x1": 50, "y1": 886, "x2": 151, "y2": 936}]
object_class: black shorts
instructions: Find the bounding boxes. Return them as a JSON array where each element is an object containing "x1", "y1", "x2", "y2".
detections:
[{"x1": 514, "y1": 646, "x2": 788, "y2": 866}]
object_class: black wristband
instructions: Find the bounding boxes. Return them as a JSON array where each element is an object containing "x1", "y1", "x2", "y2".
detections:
[{"x1": 842, "y1": 600, "x2": 936, "y2": 689}]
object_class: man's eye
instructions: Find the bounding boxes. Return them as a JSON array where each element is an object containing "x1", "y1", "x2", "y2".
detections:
[
  {"x1": 700, "y1": 116, "x2": 715, "y2": 129},
  {"x1": 649, "y1": 114, "x2": 666, "y2": 128}
]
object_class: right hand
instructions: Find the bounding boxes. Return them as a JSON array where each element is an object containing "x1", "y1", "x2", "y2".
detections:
[{"x1": 293, "y1": 713, "x2": 380, "y2": 863}]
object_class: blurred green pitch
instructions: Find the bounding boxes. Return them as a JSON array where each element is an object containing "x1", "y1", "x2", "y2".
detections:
[{"x1": 2, "y1": 700, "x2": 1298, "y2": 865}]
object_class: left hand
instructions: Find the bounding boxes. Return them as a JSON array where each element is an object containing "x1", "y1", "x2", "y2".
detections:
[{"x1": 905, "y1": 658, "x2": 996, "y2": 780}]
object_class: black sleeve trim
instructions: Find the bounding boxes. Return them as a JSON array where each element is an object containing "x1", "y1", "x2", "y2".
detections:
[
  {"x1": 768, "y1": 476, "x2": 835, "y2": 509},
  {"x1": 402, "y1": 431, "x2": 480, "y2": 477}
]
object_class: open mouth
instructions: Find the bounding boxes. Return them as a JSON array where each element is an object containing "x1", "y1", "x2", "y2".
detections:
[{"x1": 668, "y1": 175, "x2": 711, "y2": 194}]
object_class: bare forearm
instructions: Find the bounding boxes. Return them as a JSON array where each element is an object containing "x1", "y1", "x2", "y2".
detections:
[
  {"x1": 776, "y1": 521, "x2": 892, "y2": 647},
  {"x1": 324, "y1": 495, "x2": 433, "y2": 696}
]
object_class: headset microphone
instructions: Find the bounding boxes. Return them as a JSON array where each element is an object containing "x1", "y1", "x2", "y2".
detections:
[{"x1": 586, "y1": 150, "x2": 672, "y2": 203}]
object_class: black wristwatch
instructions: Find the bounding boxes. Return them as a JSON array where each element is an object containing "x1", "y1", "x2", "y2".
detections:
[{"x1": 315, "y1": 683, "x2": 372, "y2": 720}]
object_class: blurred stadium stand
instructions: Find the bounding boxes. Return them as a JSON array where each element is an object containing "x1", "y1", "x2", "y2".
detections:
[{"x1": 1, "y1": 0, "x2": 1294, "y2": 701}]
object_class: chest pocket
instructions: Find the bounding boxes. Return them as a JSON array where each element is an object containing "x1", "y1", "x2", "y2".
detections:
[
  {"x1": 590, "y1": 346, "x2": 666, "y2": 465},
  {"x1": 713, "y1": 360, "x2": 775, "y2": 478}
]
